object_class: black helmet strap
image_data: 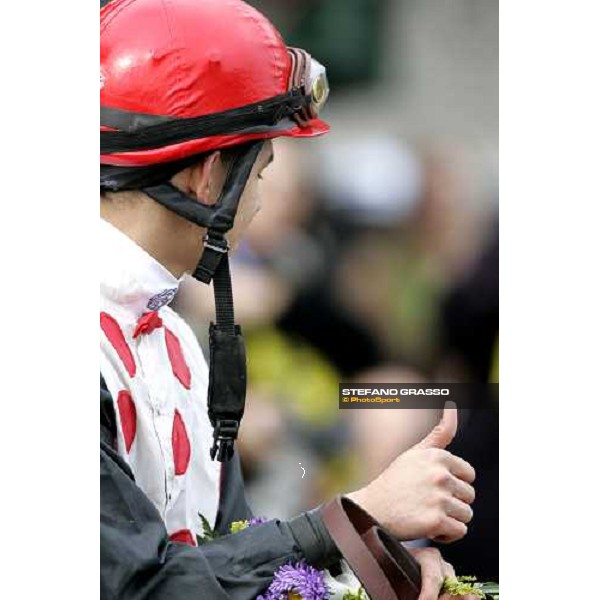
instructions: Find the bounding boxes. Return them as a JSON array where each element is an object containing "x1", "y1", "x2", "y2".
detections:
[{"x1": 140, "y1": 140, "x2": 264, "y2": 461}]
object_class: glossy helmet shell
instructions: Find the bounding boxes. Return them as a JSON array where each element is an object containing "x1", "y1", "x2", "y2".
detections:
[{"x1": 101, "y1": 0, "x2": 330, "y2": 166}]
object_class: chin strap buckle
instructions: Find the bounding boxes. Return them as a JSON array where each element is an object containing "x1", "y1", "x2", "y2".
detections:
[
  {"x1": 203, "y1": 232, "x2": 229, "y2": 254},
  {"x1": 210, "y1": 419, "x2": 239, "y2": 462},
  {"x1": 193, "y1": 231, "x2": 229, "y2": 284}
]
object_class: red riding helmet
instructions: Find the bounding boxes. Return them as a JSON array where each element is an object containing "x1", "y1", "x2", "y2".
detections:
[{"x1": 100, "y1": 0, "x2": 330, "y2": 167}]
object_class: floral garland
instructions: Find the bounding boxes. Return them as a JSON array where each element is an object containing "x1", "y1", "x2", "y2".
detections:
[{"x1": 197, "y1": 514, "x2": 499, "y2": 600}]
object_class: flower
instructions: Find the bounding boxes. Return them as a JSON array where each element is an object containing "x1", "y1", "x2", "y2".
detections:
[
  {"x1": 342, "y1": 588, "x2": 369, "y2": 600},
  {"x1": 442, "y1": 576, "x2": 486, "y2": 598},
  {"x1": 230, "y1": 516, "x2": 268, "y2": 534},
  {"x1": 257, "y1": 561, "x2": 329, "y2": 600}
]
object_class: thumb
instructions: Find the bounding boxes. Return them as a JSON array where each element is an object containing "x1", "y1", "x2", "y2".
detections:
[{"x1": 416, "y1": 402, "x2": 458, "y2": 450}]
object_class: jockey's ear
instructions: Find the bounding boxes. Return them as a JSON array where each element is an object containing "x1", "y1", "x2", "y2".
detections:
[{"x1": 171, "y1": 151, "x2": 222, "y2": 206}]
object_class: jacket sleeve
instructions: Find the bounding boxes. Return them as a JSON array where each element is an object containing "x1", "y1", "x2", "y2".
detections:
[{"x1": 101, "y1": 441, "x2": 340, "y2": 600}]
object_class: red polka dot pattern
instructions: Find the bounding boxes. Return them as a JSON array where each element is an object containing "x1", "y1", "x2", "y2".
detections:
[
  {"x1": 101, "y1": 312, "x2": 136, "y2": 377},
  {"x1": 117, "y1": 390, "x2": 137, "y2": 452},
  {"x1": 169, "y1": 529, "x2": 196, "y2": 546},
  {"x1": 172, "y1": 409, "x2": 191, "y2": 475},
  {"x1": 165, "y1": 327, "x2": 191, "y2": 389}
]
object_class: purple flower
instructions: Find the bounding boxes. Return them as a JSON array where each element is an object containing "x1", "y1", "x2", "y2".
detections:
[
  {"x1": 257, "y1": 561, "x2": 329, "y2": 600},
  {"x1": 249, "y1": 516, "x2": 268, "y2": 527}
]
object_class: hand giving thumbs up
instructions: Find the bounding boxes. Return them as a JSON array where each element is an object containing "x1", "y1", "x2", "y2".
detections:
[{"x1": 348, "y1": 402, "x2": 476, "y2": 542}]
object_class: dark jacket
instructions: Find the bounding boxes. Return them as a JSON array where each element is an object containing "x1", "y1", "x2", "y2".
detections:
[{"x1": 100, "y1": 376, "x2": 340, "y2": 599}]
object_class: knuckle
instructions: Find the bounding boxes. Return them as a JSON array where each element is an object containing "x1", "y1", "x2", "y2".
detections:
[
  {"x1": 437, "y1": 470, "x2": 453, "y2": 487},
  {"x1": 432, "y1": 448, "x2": 450, "y2": 462},
  {"x1": 430, "y1": 468, "x2": 445, "y2": 485},
  {"x1": 432, "y1": 492, "x2": 449, "y2": 510},
  {"x1": 431, "y1": 513, "x2": 446, "y2": 532},
  {"x1": 445, "y1": 489, "x2": 457, "y2": 504},
  {"x1": 425, "y1": 448, "x2": 442, "y2": 461}
]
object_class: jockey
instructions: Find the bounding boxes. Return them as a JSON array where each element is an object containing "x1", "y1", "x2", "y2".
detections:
[{"x1": 100, "y1": 1, "x2": 477, "y2": 598}]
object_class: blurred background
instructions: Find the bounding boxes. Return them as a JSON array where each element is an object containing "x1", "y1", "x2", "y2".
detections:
[{"x1": 174, "y1": 0, "x2": 498, "y2": 581}]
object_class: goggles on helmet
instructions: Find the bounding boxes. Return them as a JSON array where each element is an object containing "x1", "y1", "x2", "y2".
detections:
[{"x1": 287, "y1": 48, "x2": 330, "y2": 126}]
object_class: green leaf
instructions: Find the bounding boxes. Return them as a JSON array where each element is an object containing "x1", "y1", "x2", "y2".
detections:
[{"x1": 195, "y1": 512, "x2": 219, "y2": 545}]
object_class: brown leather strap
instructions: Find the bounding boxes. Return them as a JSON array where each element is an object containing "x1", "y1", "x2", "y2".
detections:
[
  {"x1": 321, "y1": 496, "x2": 398, "y2": 600},
  {"x1": 362, "y1": 527, "x2": 422, "y2": 600}
]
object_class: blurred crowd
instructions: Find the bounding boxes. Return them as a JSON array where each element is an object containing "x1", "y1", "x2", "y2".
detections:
[{"x1": 173, "y1": 0, "x2": 498, "y2": 581}]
